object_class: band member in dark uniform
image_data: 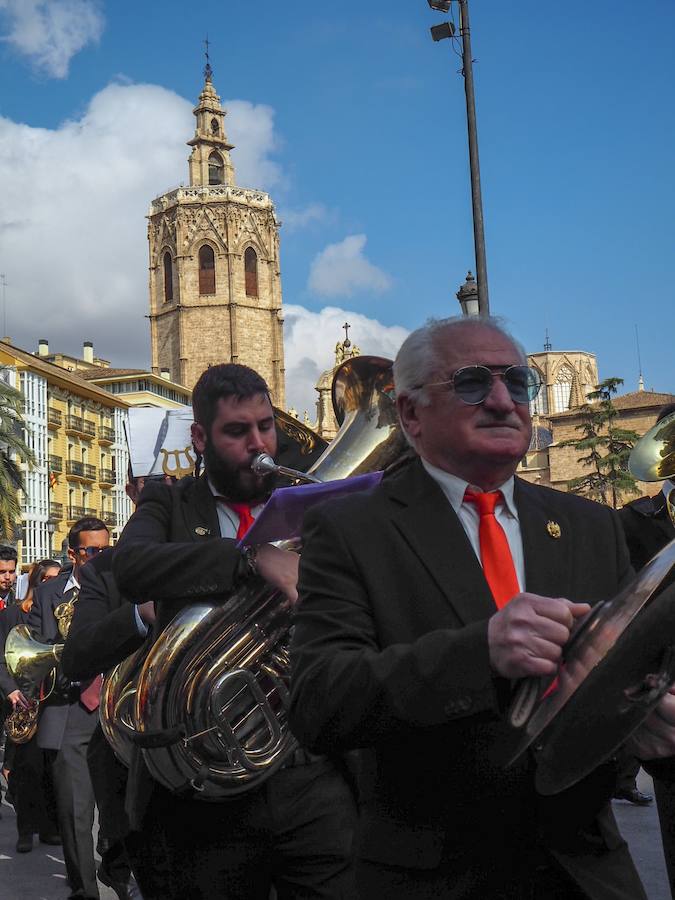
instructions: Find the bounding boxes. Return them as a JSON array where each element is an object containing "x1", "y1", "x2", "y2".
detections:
[
  {"x1": 62, "y1": 544, "x2": 148, "y2": 900},
  {"x1": 0, "y1": 558, "x2": 60, "y2": 852},
  {"x1": 289, "y1": 317, "x2": 675, "y2": 900},
  {"x1": 619, "y1": 400, "x2": 675, "y2": 892},
  {"x1": 29, "y1": 518, "x2": 110, "y2": 900},
  {"x1": 112, "y1": 363, "x2": 357, "y2": 900}
]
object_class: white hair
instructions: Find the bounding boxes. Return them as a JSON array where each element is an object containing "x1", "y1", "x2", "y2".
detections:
[{"x1": 393, "y1": 315, "x2": 527, "y2": 408}]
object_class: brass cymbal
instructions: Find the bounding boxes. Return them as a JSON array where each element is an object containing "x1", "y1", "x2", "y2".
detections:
[
  {"x1": 503, "y1": 538, "x2": 675, "y2": 794},
  {"x1": 629, "y1": 410, "x2": 675, "y2": 483}
]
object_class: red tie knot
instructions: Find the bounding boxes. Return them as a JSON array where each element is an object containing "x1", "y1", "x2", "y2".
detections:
[
  {"x1": 464, "y1": 489, "x2": 503, "y2": 517},
  {"x1": 226, "y1": 501, "x2": 252, "y2": 518}
]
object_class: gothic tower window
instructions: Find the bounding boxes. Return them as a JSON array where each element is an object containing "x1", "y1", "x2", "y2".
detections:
[
  {"x1": 208, "y1": 151, "x2": 224, "y2": 185},
  {"x1": 244, "y1": 247, "x2": 258, "y2": 297},
  {"x1": 198, "y1": 245, "x2": 216, "y2": 295},
  {"x1": 210, "y1": 117, "x2": 219, "y2": 135},
  {"x1": 552, "y1": 364, "x2": 575, "y2": 413},
  {"x1": 163, "y1": 251, "x2": 173, "y2": 302}
]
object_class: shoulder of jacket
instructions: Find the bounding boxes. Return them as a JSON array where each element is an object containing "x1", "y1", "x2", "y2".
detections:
[{"x1": 619, "y1": 495, "x2": 658, "y2": 518}]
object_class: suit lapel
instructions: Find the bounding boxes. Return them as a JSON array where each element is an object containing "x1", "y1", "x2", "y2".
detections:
[
  {"x1": 386, "y1": 461, "x2": 497, "y2": 625},
  {"x1": 182, "y1": 475, "x2": 220, "y2": 541},
  {"x1": 515, "y1": 478, "x2": 572, "y2": 597}
]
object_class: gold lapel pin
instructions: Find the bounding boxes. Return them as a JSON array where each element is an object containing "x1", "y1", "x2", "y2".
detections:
[
  {"x1": 546, "y1": 520, "x2": 561, "y2": 539},
  {"x1": 194, "y1": 526, "x2": 210, "y2": 536}
]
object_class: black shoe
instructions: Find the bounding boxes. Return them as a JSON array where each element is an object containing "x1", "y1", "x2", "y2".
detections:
[
  {"x1": 16, "y1": 834, "x2": 33, "y2": 853},
  {"x1": 97, "y1": 863, "x2": 143, "y2": 900},
  {"x1": 613, "y1": 787, "x2": 653, "y2": 805},
  {"x1": 39, "y1": 832, "x2": 62, "y2": 845}
]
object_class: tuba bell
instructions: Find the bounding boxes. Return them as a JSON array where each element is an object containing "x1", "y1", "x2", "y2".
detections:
[
  {"x1": 629, "y1": 409, "x2": 675, "y2": 525},
  {"x1": 4, "y1": 625, "x2": 63, "y2": 744},
  {"x1": 101, "y1": 355, "x2": 406, "y2": 797}
]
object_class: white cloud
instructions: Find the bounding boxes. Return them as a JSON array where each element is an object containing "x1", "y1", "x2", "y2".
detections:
[
  {"x1": 0, "y1": 0, "x2": 105, "y2": 78},
  {"x1": 283, "y1": 304, "x2": 408, "y2": 417},
  {"x1": 279, "y1": 202, "x2": 329, "y2": 232},
  {"x1": 0, "y1": 81, "x2": 284, "y2": 364},
  {"x1": 308, "y1": 233, "x2": 392, "y2": 298}
]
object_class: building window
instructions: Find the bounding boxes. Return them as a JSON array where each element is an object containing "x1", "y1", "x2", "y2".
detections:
[
  {"x1": 208, "y1": 151, "x2": 224, "y2": 185},
  {"x1": 199, "y1": 245, "x2": 216, "y2": 295},
  {"x1": 552, "y1": 364, "x2": 575, "y2": 413},
  {"x1": 210, "y1": 117, "x2": 219, "y2": 135},
  {"x1": 244, "y1": 247, "x2": 258, "y2": 297},
  {"x1": 163, "y1": 252, "x2": 173, "y2": 302}
]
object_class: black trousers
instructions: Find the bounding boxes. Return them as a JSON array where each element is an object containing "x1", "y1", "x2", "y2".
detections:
[
  {"x1": 8, "y1": 736, "x2": 58, "y2": 838},
  {"x1": 47, "y1": 705, "x2": 99, "y2": 900},
  {"x1": 134, "y1": 758, "x2": 357, "y2": 900}
]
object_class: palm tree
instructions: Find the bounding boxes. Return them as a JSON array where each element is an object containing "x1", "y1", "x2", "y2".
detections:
[{"x1": 0, "y1": 378, "x2": 34, "y2": 542}]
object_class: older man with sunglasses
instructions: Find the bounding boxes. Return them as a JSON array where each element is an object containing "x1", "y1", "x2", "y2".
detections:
[
  {"x1": 288, "y1": 317, "x2": 675, "y2": 900},
  {"x1": 29, "y1": 516, "x2": 110, "y2": 900}
]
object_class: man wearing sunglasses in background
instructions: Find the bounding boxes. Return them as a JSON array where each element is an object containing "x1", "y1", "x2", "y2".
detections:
[
  {"x1": 288, "y1": 317, "x2": 675, "y2": 899},
  {"x1": 29, "y1": 516, "x2": 109, "y2": 900}
]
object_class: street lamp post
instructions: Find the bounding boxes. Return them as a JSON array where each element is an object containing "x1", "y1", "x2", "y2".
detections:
[
  {"x1": 46, "y1": 521, "x2": 56, "y2": 558},
  {"x1": 428, "y1": 0, "x2": 490, "y2": 315},
  {"x1": 456, "y1": 270, "x2": 479, "y2": 316}
]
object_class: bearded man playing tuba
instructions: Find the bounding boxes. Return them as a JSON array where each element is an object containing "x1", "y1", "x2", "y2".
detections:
[{"x1": 112, "y1": 363, "x2": 357, "y2": 900}]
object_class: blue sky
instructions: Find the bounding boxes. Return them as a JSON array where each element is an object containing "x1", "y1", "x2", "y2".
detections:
[{"x1": 0, "y1": 0, "x2": 673, "y2": 413}]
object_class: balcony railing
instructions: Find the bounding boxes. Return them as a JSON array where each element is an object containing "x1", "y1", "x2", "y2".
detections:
[
  {"x1": 65, "y1": 415, "x2": 96, "y2": 438},
  {"x1": 99, "y1": 468, "x2": 115, "y2": 484},
  {"x1": 98, "y1": 425, "x2": 115, "y2": 443},
  {"x1": 68, "y1": 505, "x2": 97, "y2": 521},
  {"x1": 48, "y1": 454, "x2": 62, "y2": 474},
  {"x1": 101, "y1": 510, "x2": 118, "y2": 527},
  {"x1": 49, "y1": 502, "x2": 63, "y2": 521},
  {"x1": 66, "y1": 460, "x2": 97, "y2": 481},
  {"x1": 47, "y1": 407, "x2": 62, "y2": 427}
]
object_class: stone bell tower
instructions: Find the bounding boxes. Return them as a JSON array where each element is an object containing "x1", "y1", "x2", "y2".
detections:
[{"x1": 147, "y1": 61, "x2": 286, "y2": 404}]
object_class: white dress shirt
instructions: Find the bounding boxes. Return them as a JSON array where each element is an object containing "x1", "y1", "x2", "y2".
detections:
[{"x1": 421, "y1": 459, "x2": 526, "y2": 593}]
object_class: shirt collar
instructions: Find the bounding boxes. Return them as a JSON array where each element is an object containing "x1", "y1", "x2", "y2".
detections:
[
  {"x1": 64, "y1": 571, "x2": 80, "y2": 593},
  {"x1": 421, "y1": 458, "x2": 518, "y2": 519}
]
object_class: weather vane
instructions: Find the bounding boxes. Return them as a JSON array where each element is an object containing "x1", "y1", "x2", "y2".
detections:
[{"x1": 204, "y1": 35, "x2": 213, "y2": 82}]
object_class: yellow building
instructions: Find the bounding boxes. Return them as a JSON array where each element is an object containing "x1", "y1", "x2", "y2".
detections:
[{"x1": 0, "y1": 339, "x2": 131, "y2": 564}]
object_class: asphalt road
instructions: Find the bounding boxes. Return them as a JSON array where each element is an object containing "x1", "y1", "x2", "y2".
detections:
[{"x1": 0, "y1": 769, "x2": 670, "y2": 899}]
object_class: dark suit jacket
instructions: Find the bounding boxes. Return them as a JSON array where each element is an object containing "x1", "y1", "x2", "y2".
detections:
[
  {"x1": 289, "y1": 460, "x2": 643, "y2": 899},
  {"x1": 619, "y1": 490, "x2": 674, "y2": 571},
  {"x1": 27, "y1": 572, "x2": 98, "y2": 751},
  {"x1": 62, "y1": 548, "x2": 146, "y2": 682},
  {"x1": 112, "y1": 474, "x2": 242, "y2": 634}
]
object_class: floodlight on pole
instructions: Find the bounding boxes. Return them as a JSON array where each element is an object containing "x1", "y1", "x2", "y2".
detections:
[
  {"x1": 430, "y1": 22, "x2": 455, "y2": 41},
  {"x1": 427, "y1": 0, "x2": 452, "y2": 11}
]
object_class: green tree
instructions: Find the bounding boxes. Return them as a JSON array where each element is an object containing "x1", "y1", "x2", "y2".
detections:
[
  {"x1": 560, "y1": 377, "x2": 639, "y2": 508},
  {"x1": 0, "y1": 379, "x2": 34, "y2": 542}
]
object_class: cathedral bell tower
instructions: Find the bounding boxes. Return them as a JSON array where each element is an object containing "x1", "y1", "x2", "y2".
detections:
[{"x1": 147, "y1": 61, "x2": 286, "y2": 404}]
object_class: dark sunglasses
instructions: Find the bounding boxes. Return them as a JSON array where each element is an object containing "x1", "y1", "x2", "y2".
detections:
[
  {"x1": 75, "y1": 546, "x2": 105, "y2": 558},
  {"x1": 422, "y1": 365, "x2": 543, "y2": 405}
]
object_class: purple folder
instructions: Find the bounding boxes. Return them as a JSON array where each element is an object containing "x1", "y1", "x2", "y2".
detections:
[{"x1": 237, "y1": 471, "x2": 383, "y2": 548}]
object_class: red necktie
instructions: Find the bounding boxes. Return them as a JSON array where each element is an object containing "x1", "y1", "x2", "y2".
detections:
[
  {"x1": 226, "y1": 502, "x2": 255, "y2": 540},
  {"x1": 464, "y1": 489, "x2": 520, "y2": 609},
  {"x1": 80, "y1": 674, "x2": 103, "y2": 712}
]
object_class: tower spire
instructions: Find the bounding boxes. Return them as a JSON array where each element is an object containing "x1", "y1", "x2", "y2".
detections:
[
  {"x1": 204, "y1": 35, "x2": 213, "y2": 83},
  {"x1": 187, "y1": 48, "x2": 235, "y2": 188}
]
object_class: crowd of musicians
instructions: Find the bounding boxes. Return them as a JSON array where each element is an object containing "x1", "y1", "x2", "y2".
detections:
[{"x1": 1, "y1": 315, "x2": 675, "y2": 900}]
